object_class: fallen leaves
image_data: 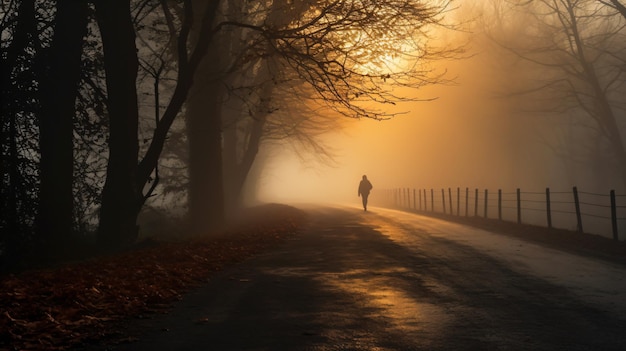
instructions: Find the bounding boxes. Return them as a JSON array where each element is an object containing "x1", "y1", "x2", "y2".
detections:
[{"x1": 0, "y1": 204, "x2": 306, "y2": 351}]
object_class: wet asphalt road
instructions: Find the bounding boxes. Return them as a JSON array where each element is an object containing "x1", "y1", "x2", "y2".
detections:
[{"x1": 103, "y1": 205, "x2": 626, "y2": 350}]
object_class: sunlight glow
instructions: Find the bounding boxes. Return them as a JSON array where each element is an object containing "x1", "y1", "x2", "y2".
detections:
[
  {"x1": 319, "y1": 272, "x2": 450, "y2": 338},
  {"x1": 343, "y1": 28, "x2": 416, "y2": 76}
]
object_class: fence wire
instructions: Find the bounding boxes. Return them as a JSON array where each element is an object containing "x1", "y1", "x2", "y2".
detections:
[{"x1": 384, "y1": 187, "x2": 625, "y2": 241}]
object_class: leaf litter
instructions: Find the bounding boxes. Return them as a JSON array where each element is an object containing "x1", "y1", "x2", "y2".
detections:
[{"x1": 0, "y1": 204, "x2": 306, "y2": 351}]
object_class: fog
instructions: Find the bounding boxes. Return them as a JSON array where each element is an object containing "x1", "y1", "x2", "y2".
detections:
[
  {"x1": 248, "y1": 1, "x2": 626, "y2": 239},
  {"x1": 255, "y1": 50, "x2": 574, "y2": 203}
]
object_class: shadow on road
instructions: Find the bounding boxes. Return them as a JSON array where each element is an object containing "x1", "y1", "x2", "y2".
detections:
[{"x1": 104, "y1": 206, "x2": 626, "y2": 351}]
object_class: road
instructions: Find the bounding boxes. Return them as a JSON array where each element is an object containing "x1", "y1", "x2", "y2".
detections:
[{"x1": 104, "y1": 205, "x2": 626, "y2": 350}]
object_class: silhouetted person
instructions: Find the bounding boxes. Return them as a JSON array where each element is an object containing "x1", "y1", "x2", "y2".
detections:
[{"x1": 358, "y1": 175, "x2": 373, "y2": 211}]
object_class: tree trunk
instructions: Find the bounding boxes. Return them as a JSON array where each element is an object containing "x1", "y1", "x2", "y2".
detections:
[
  {"x1": 136, "y1": 0, "x2": 221, "y2": 192},
  {"x1": 94, "y1": 0, "x2": 141, "y2": 248},
  {"x1": 185, "y1": 1, "x2": 225, "y2": 235},
  {"x1": 222, "y1": 114, "x2": 238, "y2": 213},
  {"x1": 609, "y1": 0, "x2": 626, "y2": 19},
  {"x1": 565, "y1": 2, "x2": 626, "y2": 188},
  {"x1": 37, "y1": 0, "x2": 89, "y2": 253},
  {"x1": 606, "y1": 0, "x2": 626, "y2": 187},
  {"x1": 186, "y1": 79, "x2": 225, "y2": 234},
  {"x1": 1, "y1": 0, "x2": 38, "y2": 256},
  {"x1": 223, "y1": 114, "x2": 266, "y2": 211}
]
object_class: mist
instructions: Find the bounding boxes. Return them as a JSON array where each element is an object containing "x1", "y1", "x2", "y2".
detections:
[
  {"x1": 250, "y1": 1, "x2": 626, "y2": 237},
  {"x1": 255, "y1": 76, "x2": 534, "y2": 203}
]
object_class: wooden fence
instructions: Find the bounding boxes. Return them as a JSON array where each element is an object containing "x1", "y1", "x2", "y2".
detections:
[{"x1": 382, "y1": 187, "x2": 626, "y2": 241}]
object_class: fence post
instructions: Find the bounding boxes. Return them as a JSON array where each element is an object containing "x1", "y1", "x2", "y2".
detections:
[
  {"x1": 403, "y1": 188, "x2": 407, "y2": 207},
  {"x1": 484, "y1": 189, "x2": 488, "y2": 218},
  {"x1": 457, "y1": 187, "x2": 460, "y2": 217},
  {"x1": 396, "y1": 188, "x2": 402, "y2": 207},
  {"x1": 419, "y1": 189, "x2": 422, "y2": 211},
  {"x1": 498, "y1": 189, "x2": 502, "y2": 220},
  {"x1": 517, "y1": 188, "x2": 521, "y2": 224},
  {"x1": 448, "y1": 188, "x2": 454, "y2": 215},
  {"x1": 413, "y1": 189, "x2": 416, "y2": 210},
  {"x1": 546, "y1": 188, "x2": 552, "y2": 229},
  {"x1": 407, "y1": 188, "x2": 410, "y2": 208},
  {"x1": 474, "y1": 188, "x2": 479, "y2": 217},
  {"x1": 611, "y1": 190, "x2": 618, "y2": 241},
  {"x1": 402, "y1": 188, "x2": 410, "y2": 208},
  {"x1": 431, "y1": 189, "x2": 434, "y2": 212},
  {"x1": 397, "y1": 188, "x2": 400, "y2": 207},
  {"x1": 441, "y1": 188, "x2": 446, "y2": 214},
  {"x1": 406, "y1": 188, "x2": 409, "y2": 208},
  {"x1": 573, "y1": 186, "x2": 583, "y2": 233},
  {"x1": 465, "y1": 187, "x2": 469, "y2": 217}
]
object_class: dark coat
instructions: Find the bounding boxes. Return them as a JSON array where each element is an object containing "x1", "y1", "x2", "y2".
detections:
[{"x1": 358, "y1": 179, "x2": 373, "y2": 196}]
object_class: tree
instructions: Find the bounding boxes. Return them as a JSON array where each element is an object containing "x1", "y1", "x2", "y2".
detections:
[
  {"x1": 94, "y1": 0, "x2": 223, "y2": 246},
  {"x1": 183, "y1": 0, "x2": 227, "y2": 235},
  {"x1": 1, "y1": 0, "x2": 48, "y2": 261},
  {"x1": 1, "y1": 0, "x2": 457, "y2": 256},
  {"x1": 222, "y1": 61, "x2": 342, "y2": 211},
  {"x1": 37, "y1": 0, "x2": 89, "y2": 253},
  {"x1": 185, "y1": 0, "x2": 456, "y2": 232},
  {"x1": 94, "y1": 0, "x2": 142, "y2": 247},
  {"x1": 601, "y1": 0, "x2": 626, "y2": 18},
  {"x1": 1, "y1": 1, "x2": 106, "y2": 264},
  {"x1": 487, "y1": 0, "x2": 626, "y2": 188}
]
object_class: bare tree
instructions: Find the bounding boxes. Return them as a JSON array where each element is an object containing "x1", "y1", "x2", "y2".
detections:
[
  {"x1": 487, "y1": 0, "x2": 626, "y2": 188},
  {"x1": 1, "y1": 0, "x2": 50, "y2": 261},
  {"x1": 37, "y1": 0, "x2": 89, "y2": 254},
  {"x1": 1, "y1": 0, "x2": 458, "y2": 253},
  {"x1": 1, "y1": 1, "x2": 110, "y2": 264},
  {"x1": 49, "y1": 0, "x2": 459, "y2": 245},
  {"x1": 93, "y1": 0, "x2": 226, "y2": 246},
  {"x1": 260, "y1": 0, "x2": 454, "y2": 119},
  {"x1": 601, "y1": 0, "x2": 626, "y2": 18},
  {"x1": 184, "y1": 0, "x2": 457, "y2": 232}
]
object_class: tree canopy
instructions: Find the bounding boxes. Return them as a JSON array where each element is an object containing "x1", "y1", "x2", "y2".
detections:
[{"x1": 0, "y1": 0, "x2": 456, "y2": 267}]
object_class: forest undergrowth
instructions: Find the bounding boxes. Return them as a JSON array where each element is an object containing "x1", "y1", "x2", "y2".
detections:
[{"x1": 0, "y1": 204, "x2": 306, "y2": 351}]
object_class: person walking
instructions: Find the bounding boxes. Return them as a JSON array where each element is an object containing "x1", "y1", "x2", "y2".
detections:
[{"x1": 358, "y1": 175, "x2": 373, "y2": 211}]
